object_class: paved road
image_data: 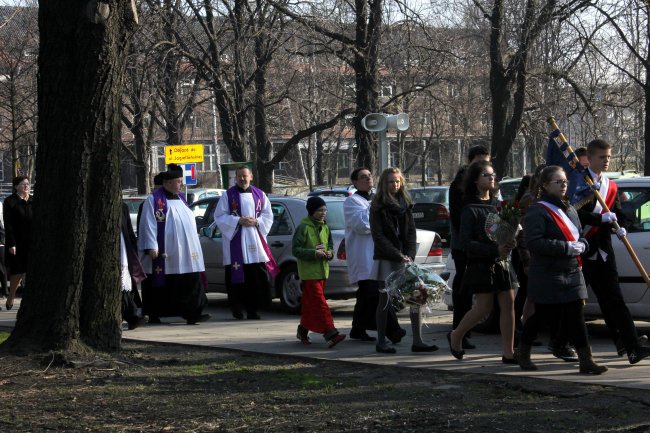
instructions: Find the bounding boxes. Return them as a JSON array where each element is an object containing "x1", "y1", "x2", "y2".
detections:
[{"x1": 3, "y1": 294, "x2": 650, "y2": 390}]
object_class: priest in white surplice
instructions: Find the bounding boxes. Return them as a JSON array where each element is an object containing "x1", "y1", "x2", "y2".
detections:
[
  {"x1": 138, "y1": 164, "x2": 210, "y2": 325},
  {"x1": 214, "y1": 165, "x2": 275, "y2": 320}
]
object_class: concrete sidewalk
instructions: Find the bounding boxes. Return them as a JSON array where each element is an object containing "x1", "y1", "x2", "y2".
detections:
[{"x1": 3, "y1": 296, "x2": 650, "y2": 390}]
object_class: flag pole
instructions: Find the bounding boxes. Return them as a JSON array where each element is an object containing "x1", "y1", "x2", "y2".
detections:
[{"x1": 547, "y1": 116, "x2": 650, "y2": 288}]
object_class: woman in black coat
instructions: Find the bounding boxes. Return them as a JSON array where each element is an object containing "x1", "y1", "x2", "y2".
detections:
[
  {"x1": 4, "y1": 176, "x2": 32, "y2": 310},
  {"x1": 448, "y1": 161, "x2": 517, "y2": 363},
  {"x1": 369, "y1": 167, "x2": 438, "y2": 354},
  {"x1": 518, "y1": 165, "x2": 606, "y2": 374}
]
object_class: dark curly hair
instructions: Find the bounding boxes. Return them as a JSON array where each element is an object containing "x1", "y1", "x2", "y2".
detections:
[{"x1": 462, "y1": 160, "x2": 493, "y2": 201}]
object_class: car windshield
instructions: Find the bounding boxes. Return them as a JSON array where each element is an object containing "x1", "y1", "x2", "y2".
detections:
[
  {"x1": 324, "y1": 201, "x2": 345, "y2": 230},
  {"x1": 411, "y1": 188, "x2": 447, "y2": 204}
]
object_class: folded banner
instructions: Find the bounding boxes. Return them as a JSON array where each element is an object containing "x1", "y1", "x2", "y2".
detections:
[{"x1": 545, "y1": 128, "x2": 591, "y2": 207}]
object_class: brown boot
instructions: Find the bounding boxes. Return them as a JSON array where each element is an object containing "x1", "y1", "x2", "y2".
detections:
[
  {"x1": 577, "y1": 346, "x2": 608, "y2": 374},
  {"x1": 517, "y1": 344, "x2": 538, "y2": 371}
]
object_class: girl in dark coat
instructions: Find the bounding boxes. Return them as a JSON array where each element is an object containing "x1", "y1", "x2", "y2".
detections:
[
  {"x1": 370, "y1": 167, "x2": 438, "y2": 354},
  {"x1": 448, "y1": 161, "x2": 517, "y2": 363},
  {"x1": 518, "y1": 165, "x2": 607, "y2": 374},
  {"x1": 4, "y1": 176, "x2": 32, "y2": 310}
]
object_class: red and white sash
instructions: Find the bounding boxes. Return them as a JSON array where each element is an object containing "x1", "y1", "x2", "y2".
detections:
[
  {"x1": 583, "y1": 175, "x2": 618, "y2": 239},
  {"x1": 536, "y1": 200, "x2": 582, "y2": 267}
]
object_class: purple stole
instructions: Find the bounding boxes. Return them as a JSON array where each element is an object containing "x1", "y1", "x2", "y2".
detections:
[
  {"x1": 227, "y1": 185, "x2": 279, "y2": 284},
  {"x1": 151, "y1": 187, "x2": 187, "y2": 287}
]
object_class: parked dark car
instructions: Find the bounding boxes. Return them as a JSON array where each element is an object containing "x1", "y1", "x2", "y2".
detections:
[
  {"x1": 497, "y1": 177, "x2": 522, "y2": 203},
  {"x1": 409, "y1": 186, "x2": 450, "y2": 244},
  {"x1": 307, "y1": 187, "x2": 355, "y2": 198}
]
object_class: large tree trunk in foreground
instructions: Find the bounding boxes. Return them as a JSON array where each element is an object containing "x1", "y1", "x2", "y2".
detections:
[{"x1": 2, "y1": 1, "x2": 136, "y2": 354}]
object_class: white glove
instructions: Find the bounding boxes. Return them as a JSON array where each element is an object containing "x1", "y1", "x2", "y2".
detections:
[
  {"x1": 615, "y1": 227, "x2": 627, "y2": 239},
  {"x1": 601, "y1": 212, "x2": 617, "y2": 223},
  {"x1": 567, "y1": 241, "x2": 586, "y2": 256}
]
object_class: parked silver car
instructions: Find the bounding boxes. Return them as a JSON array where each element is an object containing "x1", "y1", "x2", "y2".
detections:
[{"x1": 196, "y1": 196, "x2": 445, "y2": 313}]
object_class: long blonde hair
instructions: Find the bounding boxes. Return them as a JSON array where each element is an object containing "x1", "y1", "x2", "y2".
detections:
[{"x1": 373, "y1": 167, "x2": 412, "y2": 208}]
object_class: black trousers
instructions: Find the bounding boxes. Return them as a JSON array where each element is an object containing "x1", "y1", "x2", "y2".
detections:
[
  {"x1": 583, "y1": 255, "x2": 639, "y2": 352},
  {"x1": 0, "y1": 246, "x2": 6, "y2": 297},
  {"x1": 351, "y1": 279, "x2": 401, "y2": 333},
  {"x1": 142, "y1": 272, "x2": 208, "y2": 320},
  {"x1": 225, "y1": 263, "x2": 270, "y2": 315},
  {"x1": 520, "y1": 300, "x2": 589, "y2": 350},
  {"x1": 451, "y1": 249, "x2": 472, "y2": 330}
]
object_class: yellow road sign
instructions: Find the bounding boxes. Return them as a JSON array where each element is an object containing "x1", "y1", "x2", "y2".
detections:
[{"x1": 165, "y1": 144, "x2": 204, "y2": 164}]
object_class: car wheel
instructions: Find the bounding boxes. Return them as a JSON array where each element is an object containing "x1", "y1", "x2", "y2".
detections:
[{"x1": 278, "y1": 263, "x2": 302, "y2": 314}]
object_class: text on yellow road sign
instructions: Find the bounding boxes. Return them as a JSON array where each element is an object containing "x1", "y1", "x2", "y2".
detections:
[{"x1": 165, "y1": 144, "x2": 204, "y2": 164}]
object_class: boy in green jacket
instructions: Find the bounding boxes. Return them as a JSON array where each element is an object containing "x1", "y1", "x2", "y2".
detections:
[{"x1": 292, "y1": 196, "x2": 346, "y2": 348}]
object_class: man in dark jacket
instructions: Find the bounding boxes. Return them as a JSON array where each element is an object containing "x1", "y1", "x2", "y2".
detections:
[
  {"x1": 448, "y1": 145, "x2": 490, "y2": 348},
  {"x1": 578, "y1": 139, "x2": 650, "y2": 364}
]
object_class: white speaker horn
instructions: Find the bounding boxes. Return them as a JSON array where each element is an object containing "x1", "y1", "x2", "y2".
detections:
[
  {"x1": 361, "y1": 113, "x2": 388, "y2": 132},
  {"x1": 386, "y1": 113, "x2": 409, "y2": 131}
]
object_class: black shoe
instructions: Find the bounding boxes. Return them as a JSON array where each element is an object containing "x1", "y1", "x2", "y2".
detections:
[
  {"x1": 127, "y1": 316, "x2": 148, "y2": 330},
  {"x1": 232, "y1": 310, "x2": 244, "y2": 320},
  {"x1": 148, "y1": 317, "x2": 162, "y2": 324},
  {"x1": 187, "y1": 314, "x2": 211, "y2": 325},
  {"x1": 552, "y1": 344, "x2": 578, "y2": 362},
  {"x1": 628, "y1": 345, "x2": 650, "y2": 364},
  {"x1": 412, "y1": 344, "x2": 439, "y2": 353},
  {"x1": 501, "y1": 356, "x2": 518, "y2": 365},
  {"x1": 247, "y1": 313, "x2": 261, "y2": 320},
  {"x1": 387, "y1": 328, "x2": 407, "y2": 344},
  {"x1": 350, "y1": 329, "x2": 376, "y2": 342},
  {"x1": 616, "y1": 335, "x2": 648, "y2": 357},
  {"x1": 447, "y1": 332, "x2": 465, "y2": 360},
  {"x1": 376, "y1": 344, "x2": 397, "y2": 354},
  {"x1": 297, "y1": 325, "x2": 311, "y2": 345},
  {"x1": 462, "y1": 336, "x2": 476, "y2": 350}
]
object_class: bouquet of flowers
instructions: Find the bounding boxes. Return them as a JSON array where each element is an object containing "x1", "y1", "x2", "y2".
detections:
[
  {"x1": 485, "y1": 200, "x2": 522, "y2": 244},
  {"x1": 383, "y1": 262, "x2": 449, "y2": 311}
]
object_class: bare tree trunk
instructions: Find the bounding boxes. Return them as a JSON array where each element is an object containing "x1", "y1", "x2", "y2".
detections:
[
  {"x1": 212, "y1": 96, "x2": 222, "y2": 188},
  {"x1": 252, "y1": 17, "x2": 275, "y2": 192},
  {"x1": 354, "y1": 0, "x2": 382, "y2": 171},
  {"x1": 3, "y1": 1, "x2": 136, "y2": 354},
  {"x1": 315, "y1": 131, "x2": 324, "y2": 185},
  {"x1": 643, "y1": 11, "x2": 650, "y2": 176},
  {"x1": 420, "y1": 139, "x2": 427, "y2": 186}
]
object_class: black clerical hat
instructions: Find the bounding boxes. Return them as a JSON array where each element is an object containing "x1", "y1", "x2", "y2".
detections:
[
  {"x1": 153, "y1": 172, "x2": 164, "y2": 186},
  {"x1": 161, "y1": 164, "x2": 183, "y2": 180}
]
